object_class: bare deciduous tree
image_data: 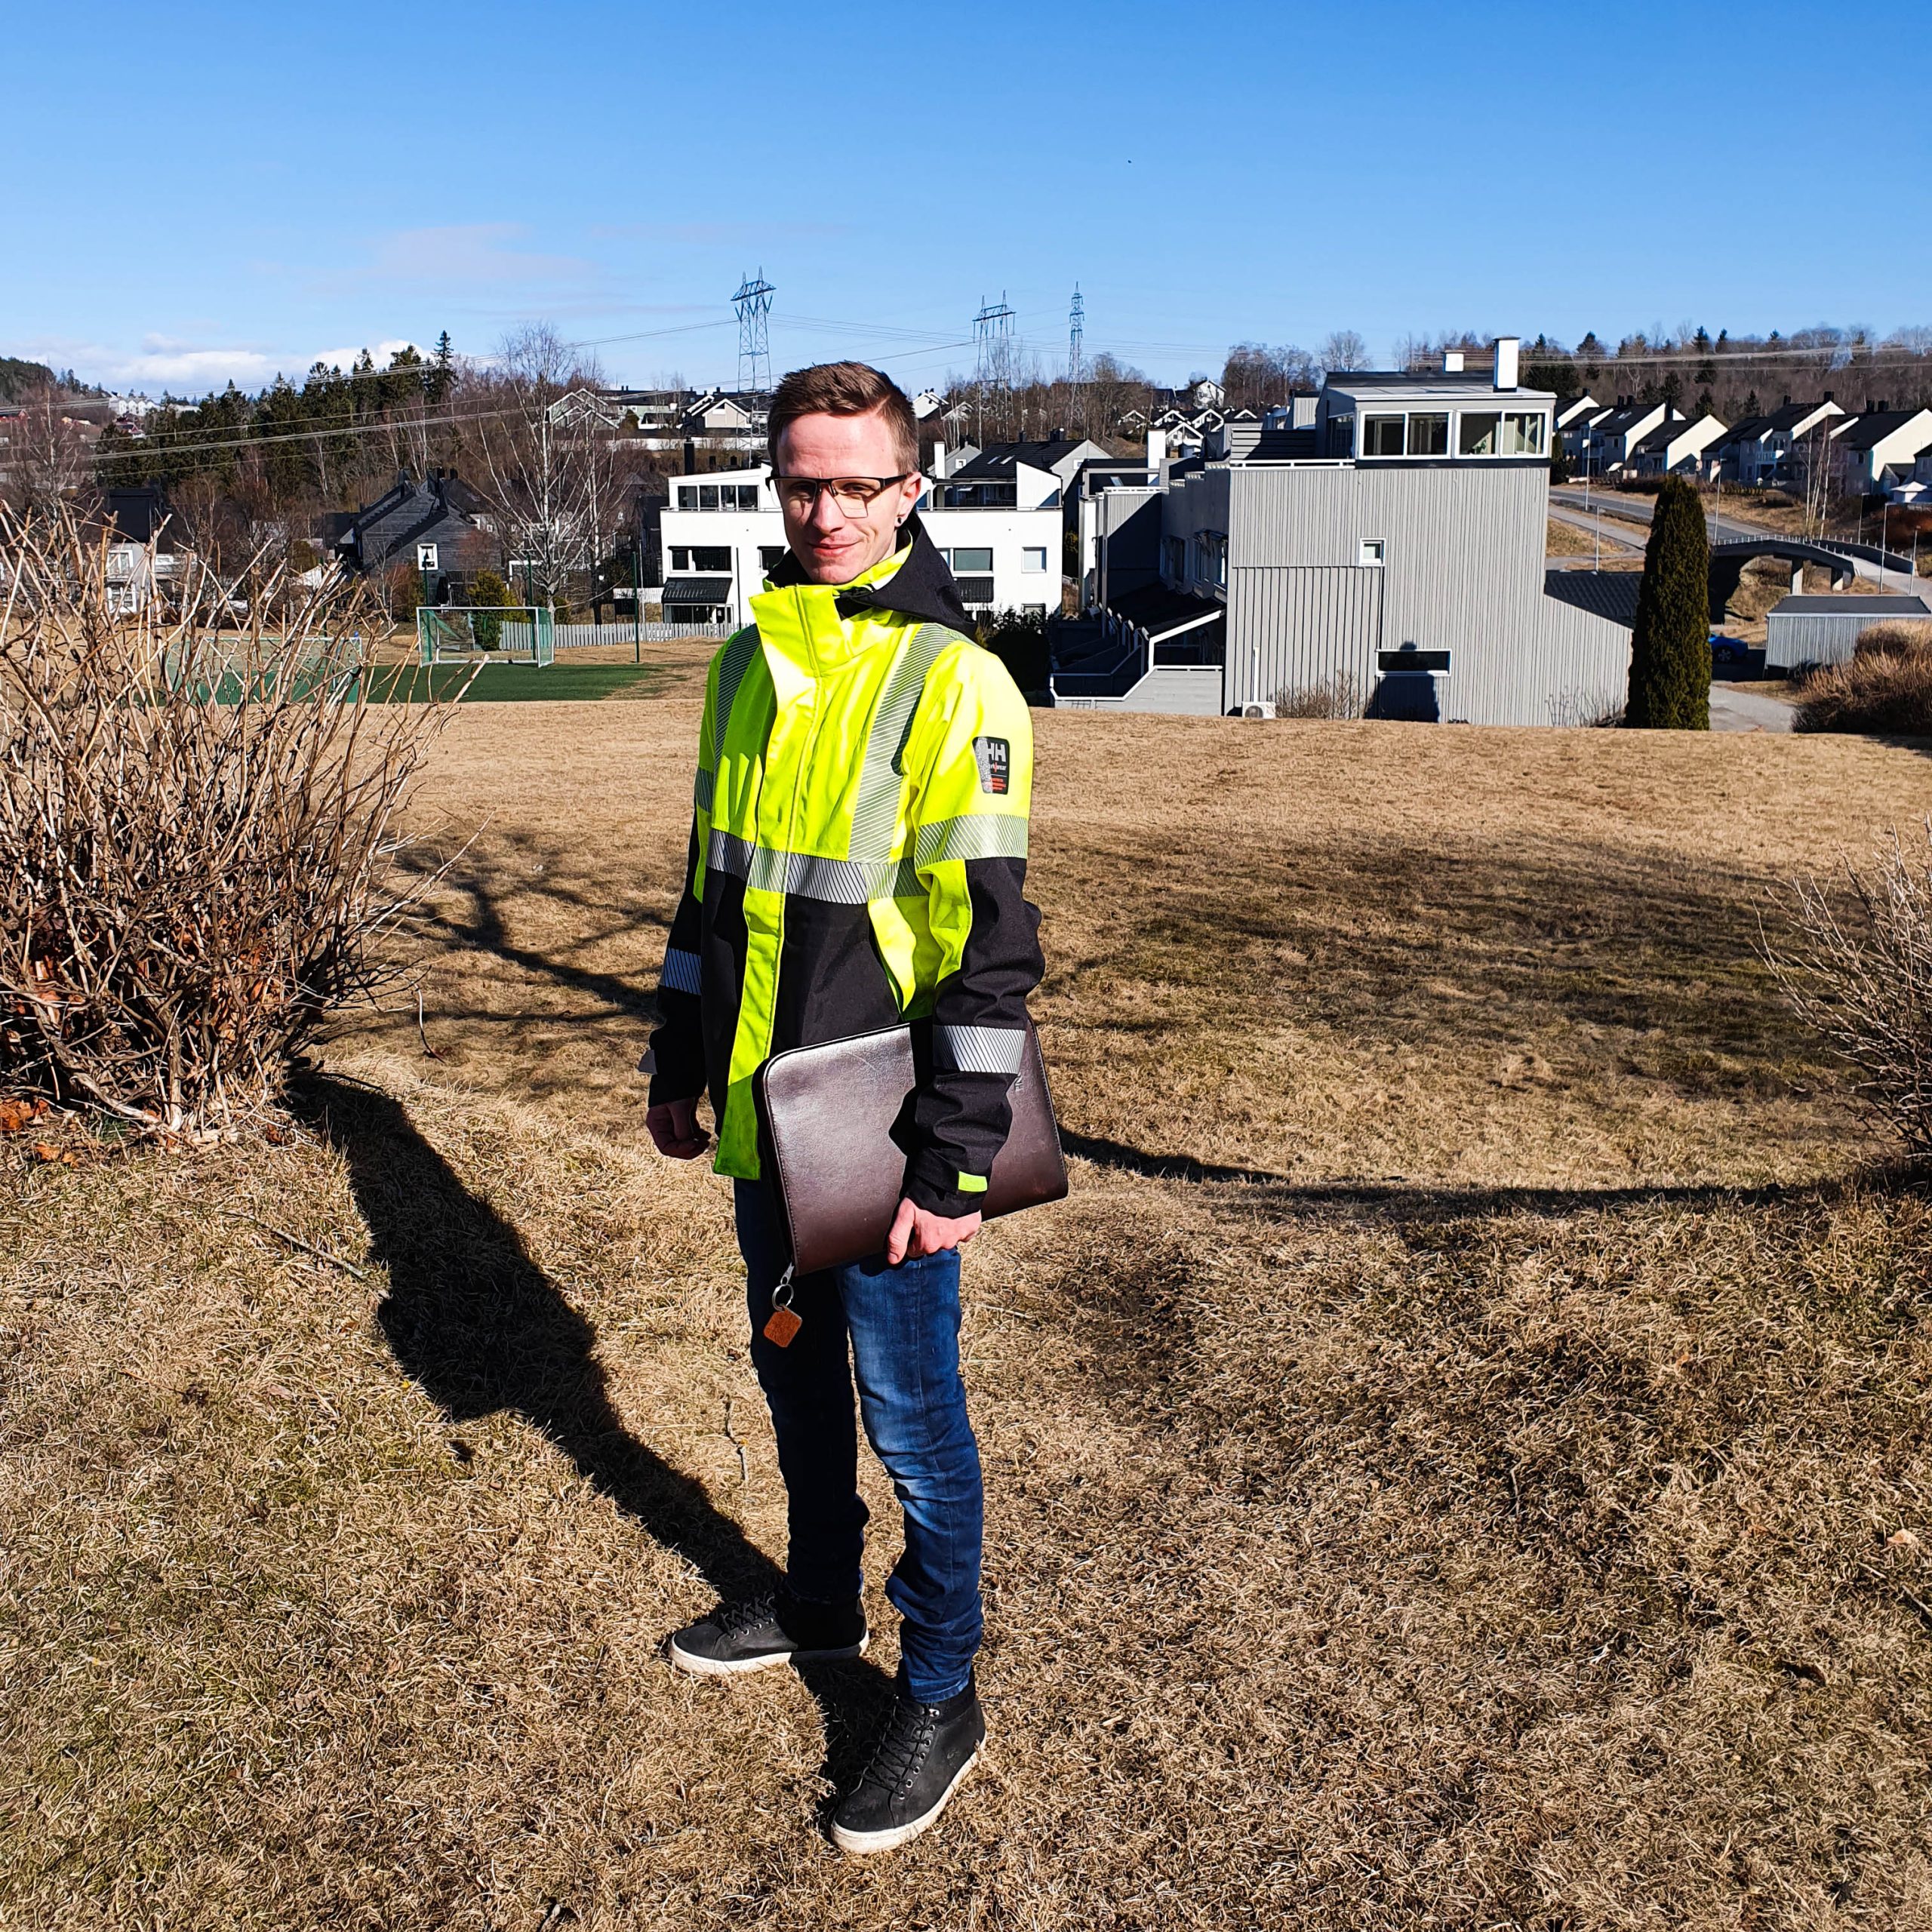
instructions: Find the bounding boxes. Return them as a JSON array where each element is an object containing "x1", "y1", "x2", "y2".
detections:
[
  {"x1": 1317, "y1": 331, "x2": 1371, "y2": 378},
  {"x1": 461, "y1": 324, "x2": 638, "y2": 609}
]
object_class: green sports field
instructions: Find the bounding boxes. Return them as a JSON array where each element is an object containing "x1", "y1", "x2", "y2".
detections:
[{"x1": 365, "y1": 661, "x2": 672, "y2": 703}]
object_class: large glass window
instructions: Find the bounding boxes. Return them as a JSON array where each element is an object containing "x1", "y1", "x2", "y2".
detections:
[
  {"x1": 1023, "y1": 546, "x2": 1048, "y2": 571},
  {"x1": 698, "y1": 484, "x2": 719, "y2": 510},
  {"x1": 1410, "y1": 412, "x2": 1449, "y2": 456},
  {"x1": 1459, "y1": 413, "x2": 1500, "y2": 456},
  {"x1": 1362, "y1": 414, "x2": 1406, "y2": 456},
  {"x1": 951, "y1": 547, "x2": 993, "y2": 574},
  {"x1": 677, "y1": 486, "x2": 697, "y2": 509},
  {"x1": 1194, "y1": 531, "x2": 1227, "y2": 586},
  {"x1": 691, "y1": 546, "x2": 730, "y2": 571},
  {"x1": 1498, "y1": 412, "x2": 1548, "y2": 456},
  {"x1": 1164, "y1": 534, "x2": 1186, "y2": 581}
]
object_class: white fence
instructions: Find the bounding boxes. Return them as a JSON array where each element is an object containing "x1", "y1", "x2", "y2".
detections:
[{"x1": 552, "y1": 620, "x2": 727, "y2": 648}]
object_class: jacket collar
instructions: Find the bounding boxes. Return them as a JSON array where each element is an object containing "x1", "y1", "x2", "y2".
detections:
[{"x1": 761, "y1": 514, "x2": 974, "y2": 636}]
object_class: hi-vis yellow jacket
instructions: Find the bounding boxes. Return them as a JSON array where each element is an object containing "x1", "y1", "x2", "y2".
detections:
[{"x1": 648, "y1": 521, "x2": 1044, "y2": 1218}]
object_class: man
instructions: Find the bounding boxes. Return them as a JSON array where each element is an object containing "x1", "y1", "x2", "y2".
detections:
[{"x1": 643, "y1": 361, "x2": 1043, "y2": 1854}]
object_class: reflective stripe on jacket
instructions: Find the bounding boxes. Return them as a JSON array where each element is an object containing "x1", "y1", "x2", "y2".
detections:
[{"x1": 647, "y1": 520, "x2": 1044, "y2": 1218}]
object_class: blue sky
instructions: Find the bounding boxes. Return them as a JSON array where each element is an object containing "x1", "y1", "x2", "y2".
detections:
[{"x1": 5, "y1": 0, "x2": 1927, "y2": 397}]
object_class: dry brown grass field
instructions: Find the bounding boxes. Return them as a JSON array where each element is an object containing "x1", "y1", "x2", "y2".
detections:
[{"x1": 6, "y1": 683, "x2": 1932, "y2": 1930}]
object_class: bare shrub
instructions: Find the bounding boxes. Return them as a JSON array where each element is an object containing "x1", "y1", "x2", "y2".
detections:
[
  {"x1": 1853, "y1": 619, "x2": 1932, "y2": 657},
  {"x1": 1274, "y1": 669, "x2": 1362, "y2": 719},
  {"x1": 1548, "y1": 688, "x2": 1626, "y2": 728},
  {"x1": 1793, "y1": 632, "x2": 1932, "y2": 736},
  {"x1": 1766, "y1": 824, "x2": 1932, "y2": 1157},
  {"x1": 0, "y1": 509, "x2": 460, "y2": 1133}
]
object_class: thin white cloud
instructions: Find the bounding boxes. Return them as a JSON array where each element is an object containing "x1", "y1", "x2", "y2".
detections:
[{"x1": 316, "y1": 223, "x2": 605, "y2": 297}]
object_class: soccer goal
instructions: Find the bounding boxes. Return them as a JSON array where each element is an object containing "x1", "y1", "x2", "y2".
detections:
[{"x1": 417, "y1": 605, "x2": 555, "y2": 666}]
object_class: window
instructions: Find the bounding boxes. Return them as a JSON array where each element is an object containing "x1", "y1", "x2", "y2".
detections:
[
  {"x1": 1359, "y1": 540, "x2": 1385, "y2": 567},
  {"x1": 1362, "y1": 414, "x2": 1405, "y2": 457},
  {"x1": 1193, "y1": 531, "x2": 1227, "y2": 586},
  {"x1": 1023, "y1": 603, "x2": 1048, "y2": 618},
  {"x1": 730, "y1": 484, "x2": 761, "y2": 509},
  {"x1": 670, "y1": 546, "x2": 691, "y2": 571},
  {"x1": 955, "y1": 577, "x2": 995, "y2": 607},
  {"x1": 1458, "y1": 412, "x2": 1500, "y2": 457},
  {"x1": 1023, "y1": 546, "x2": 1048, "y2": 571},
  {"x1": 1498, "y1": 411, "x2": 1547, "y2": 456},
  {"x1": 691, "y1": 546, "x2": 731, "y2": 572},
  {"x1": 1409, "y1": 412, "x2": 1449, "y2": 456},
  {"x1": 758, "y1": 546, "x2": 786, "y2": 574},
  {"x1": 951, "y1": 546, "x2": 992, "y2": 574},
  {"x1": 677, "y1": 486, "x2": 697, "y2": 509},
  {"x1": 1164, "y1": 534, "x2": 1186, "y2": 581},
  {"x1": 698, "y1": 484, "x2": 719, "y2": 510}
]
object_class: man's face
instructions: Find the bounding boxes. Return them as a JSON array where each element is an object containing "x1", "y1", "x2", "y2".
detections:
[{"x1": 773, "y1": 408, "x2": 924, "y2": 584}]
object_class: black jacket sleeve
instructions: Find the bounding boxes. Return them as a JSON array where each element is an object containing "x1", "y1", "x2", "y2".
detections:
[
  {"x1": 903, "y1": 854, "x2": 1046, "y2": 1216},
  {"x1": 646, "y1": 814, "x2": 708, "y2": 1108}
]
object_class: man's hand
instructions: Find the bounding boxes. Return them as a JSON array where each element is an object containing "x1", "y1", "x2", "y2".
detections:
[
  {"x1": 885, "y1": 1198, "x2": 983, "y2": 1266},
  {"x1": 645, "y1": 1095, "x2": 710, "y2": 1160}
]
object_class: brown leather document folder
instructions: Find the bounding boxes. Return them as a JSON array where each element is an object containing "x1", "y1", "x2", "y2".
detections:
[{"x1": 755, "y1": 1020, "x2": 1068, "y2": 1275}]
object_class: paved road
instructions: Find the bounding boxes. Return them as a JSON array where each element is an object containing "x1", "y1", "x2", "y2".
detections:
[
  {"x1": 1550, "y1": 487, "x2": 1767, "y2": 547},
  {"x1": 1708, "y1": 683, "x2": 1795, "y2": 734},
  {"x1": 1550, "y1": 488, "x2": 1912, "y2": 586},
  {"x1": 1546, "y1": 500, "x2": 1645, "y2": 558}
]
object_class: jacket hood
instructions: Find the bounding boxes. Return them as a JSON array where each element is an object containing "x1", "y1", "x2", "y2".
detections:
[{"x1": 764, "y1": 514, "x2": 974, "y2": 635}]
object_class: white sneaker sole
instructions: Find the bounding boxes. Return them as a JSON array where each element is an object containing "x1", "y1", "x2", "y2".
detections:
[
  {"x1": 831, "y1": 1746, "x2": 980, "y2": 1856},
  {"x1": 667, "y1": 1634, "x2": 869, "y2": 1678}
]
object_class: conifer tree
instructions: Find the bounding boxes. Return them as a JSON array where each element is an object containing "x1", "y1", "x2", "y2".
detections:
[{"x1": 1626, "y1": 477, "x2": 1711, "y2": 728}]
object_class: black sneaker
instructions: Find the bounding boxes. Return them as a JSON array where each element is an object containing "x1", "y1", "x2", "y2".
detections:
[
  {"x1": 666, "y1": 1590, "x2": 867, "y2": 1678},
  {"x1": 831, "y1": 1675, "x2": 985, "y2": 1855}
]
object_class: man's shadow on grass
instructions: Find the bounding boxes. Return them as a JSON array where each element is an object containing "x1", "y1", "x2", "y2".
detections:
[{"x1": 294, "y1": 1074, "x2": 895, "y2": 1810}]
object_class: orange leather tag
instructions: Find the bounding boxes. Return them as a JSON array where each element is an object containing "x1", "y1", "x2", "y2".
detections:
[{"x1": 762, "y1": 1304, "x2": 803, "y2": 1348}]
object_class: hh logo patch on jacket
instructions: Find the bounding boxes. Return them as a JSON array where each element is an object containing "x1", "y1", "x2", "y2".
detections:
[{"x1": 974, "y1": 736, "x2": 1011, "y2": 795}]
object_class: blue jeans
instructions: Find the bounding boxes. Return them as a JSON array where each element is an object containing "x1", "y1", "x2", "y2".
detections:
[{"x1": 734, "y1": 1181, "x2": 983, "y2": 1703}]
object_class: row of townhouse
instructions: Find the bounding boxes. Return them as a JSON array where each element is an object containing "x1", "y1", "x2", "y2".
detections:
[
  {"x1": 649, "y1": 435, "x2": 1105, "y2": 631},
  {"x1": 1556, "y1": 391, "x2": 1932, "y2": 497},
  {"x1": 560, "y1": 384, "x2": 961, "y2": 459}
]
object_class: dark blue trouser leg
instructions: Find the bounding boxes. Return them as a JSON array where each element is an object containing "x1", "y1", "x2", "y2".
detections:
[{"x1": 734, "y1": 1181, "x2": 983, "y2": 1703}]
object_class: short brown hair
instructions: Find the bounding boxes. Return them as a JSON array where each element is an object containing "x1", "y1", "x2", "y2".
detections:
[{"x1": 767, "y1": 361, "x2": 920, "y2": 475}]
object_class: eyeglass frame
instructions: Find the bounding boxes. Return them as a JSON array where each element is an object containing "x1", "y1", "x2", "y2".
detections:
[{"x1": 767, "y1": 472, "x2": 915, "y2": 515}]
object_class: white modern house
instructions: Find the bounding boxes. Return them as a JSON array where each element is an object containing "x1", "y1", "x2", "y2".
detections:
[{"x1": 656, "y1": 455, "x2": 1064, "y2": 631}]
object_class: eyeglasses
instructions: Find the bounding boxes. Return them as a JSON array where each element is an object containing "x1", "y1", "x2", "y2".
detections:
[{"x1": 768, "y1": 473, "x2": 912, "y2": 515}]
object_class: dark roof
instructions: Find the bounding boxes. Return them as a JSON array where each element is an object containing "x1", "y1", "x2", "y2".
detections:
[
  {"x1": 661, "y1": 576, "x2": 734, "y2": 603},
  {"x1": 1102, "y1": 580, "x2": 1226, "y2": 641},
  {"x1": 1246, "y1": 426, "x2": 1321, "y2": 460},
  {"x1": 1324, "y1": 370, "x2": 1497, "y2": 389},
  {"x1": 1835, "y1": 411, "x2": 1932, "y2": 452},
  {"x1": 1592, "y1": 404, "x2": 1672, "y2": 436},
  {"x1": 946, "y1": 439, "x2": 1088, "y2": 480},
  {"x1": 1544, "y1": 569, "x2": 1642, "y2": 628},
  {"x1": 1718, "y1": 414, "x2": 1770, "y2": 448},
  {"x1": 1761, "y1": 402, "x2": 1830, "y2": 434},
  {"x1": 1632, "y1": 424, "x2": 1678, "y2": 451},
  {"x1": 1770, "y1": 594, "x2": 1931, "y2": 617}
]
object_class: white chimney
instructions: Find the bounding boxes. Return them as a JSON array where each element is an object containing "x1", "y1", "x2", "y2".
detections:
[
  {"x1": 1493, "y1": 337, "x2": 1520, "y2": 391},
  {"x1": 1442, "y1": 349, "x2": 1465, "y2": 374},
  {"x1": 931, "y1": 438, "x2": 946, "y2": 481},
  {"x1": 1145, "y1": 428, "x2": 1164, "y2": 472}
]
